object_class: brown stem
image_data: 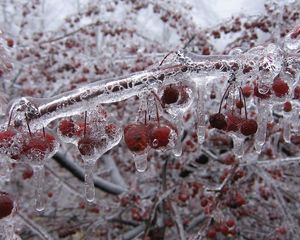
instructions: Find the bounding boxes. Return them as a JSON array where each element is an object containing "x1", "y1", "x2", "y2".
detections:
[{"x1": 84, "y1": 111, "x2": 87, "y2": 137}]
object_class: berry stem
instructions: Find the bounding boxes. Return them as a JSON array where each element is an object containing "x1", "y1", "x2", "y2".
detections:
[
  {"x1": 84, "y1": 111, "x2": 87, "y2": 137},
  {"x1": 159, "y1": 51, "x2": 175, "y2": 66},
  {"x1": 25, "y1": 113, "x2": 32, "y2": 137},
  {"x1": 218, "y1": 83, "x2": 232, "y2": 113}
]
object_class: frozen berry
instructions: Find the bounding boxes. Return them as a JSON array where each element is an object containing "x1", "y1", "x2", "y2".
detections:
[
  {"x1": 0, "y1": 192, "x2": 14, "y2": 219},
  {"x1": 78, "y1": 136, "x2": 106, "y2": 156},
  {"x1": 161, "y1": 85, "x2": 179, "y2": 105},
  {"x1": 242, "y1": 85, "x2": 252, "y2": 98},
  {"x1": 253, "y1": 84, "x2": 271, "y2": 99},
  {"x1": 22, "y1": 165, "x2": 34, "y2": 179},
  {"x1": 294, "y1": 85, "x2": 300, "y2": 99},
  {"x1": 20, "y1": 132, "x2": 56, "y2": 161},
  {"x1": 58, "y1": 119, "x2": 76, "y2": 138},
  {"x1": 226, "y1": 114, "x2": 243, "y2": 132},
  {"x1": 240, "y1": 119, "x2": 258, "y2": 136},
  {"x1": 209, "y1": 113, "x2": 227, "y2": 130},
  {"x1": 291, "y1": 25, "x2": 300, "y2": 39},
  {"x1": 124, "y1": 123, "x2": 149, "y2": 153},
  {"x1": 235, "y1": 100, "x2": 243, "y2": 109},
  {"x1": 149, "y1": 126, "x2": 171, "y2": 149},
  {"x1": 283, "y1": 101, "x2": 292, "y2": 112},
  {"x1": 0, "y1": 129, "x2": 16, "y2": 149},
  {"x1": 207, "y1": 228, "x2": 217, "y2": 239},
  {"x1": 6, "y1": 38, "x2": 14, "y2": 47},
  {"x1": 272, "y1": 77, "x2": 289, "y2": 97}
]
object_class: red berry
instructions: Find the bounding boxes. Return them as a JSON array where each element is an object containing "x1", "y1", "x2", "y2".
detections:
[
  {"x1": 219, "y1": 224, "x2": 229, "y2": 235},
  {"x1": 283, "y1": 101, "x2": 292, "y2": 112},
  {"x1": 209, "y1": 113, "x2": 227, "y2": 130},
  {"x1": 131, "y1": 207, "x2": 142, "y2": 221},
  {"x1": 0, "y1": 129, "x2": 16, "y2": 149},
  {"x1": 226, "y1": 219, "x2": 235, "y2": 228},
  {"x1": 294, "y1": 86, "x2": 300, "y2": 99},
  {"x1": 200, "y1": 198, "x2": 209, "y2": 207},
  {"x1": 22, "y1": 165, "x2": 33, "y2": 179},
  {"x1": 226, "y1": 114, "x2": 243, "y2": 132},
  {"x1": 6, "y1": 38, "x2": 14, "y2": 47},
  {"x1": 240, "y1": 119, "x2": 258, "y2": 136},
  {"x1": 0, "y1": 192, "x2": 14, "y2": 219},
  {"x1": 207, "y1": 228, "x2": 217, "y2": 239},
  {"x1": 253, "y1": 84, "x2": 271, "y2": 99},
  {"x1": 58, "y1": 119, "x2": 76, "y2": 138},
  {"x1": 124, "y1": 123, "x2": 149, "y2": 153},
  {"x1": 105, "y1": 123, "x2": 117, "y2": 137},
  {"x1": 272, "y1": 77, "x2": 289, "y2": 97},
  {"x1": 161, "y1": 85, "x2": 179, "y2": 105},
  {"x1": 78, "y1": 136, "x2": 104, "y2": 156},
  {"x1": 291, "y1": 25, "x2": 300, "y2": 39},
  {"x1": 149, "y1": 126, "x2": 171, "y2": 149},
  {"x1": 21, "y1": 132, "x2": 56, "y2": 161},
  {"x1": 242, "y1": 85, "x2": 252, "y2": 98},
  {"x1": 235, "y1": 100, "x2": 243, "y2": 109}
]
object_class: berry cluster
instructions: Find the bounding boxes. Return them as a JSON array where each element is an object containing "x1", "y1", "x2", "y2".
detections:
[{"x1": 209, "y1": 79, "x2": 258, "y2": 137}]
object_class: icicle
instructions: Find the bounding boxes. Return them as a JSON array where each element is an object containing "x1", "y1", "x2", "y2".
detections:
[
  {"x1": 32, "y1": 165, "x2": 45, "y2": 212},
  {"x1": 255, "y1": 103, "x2": 269, "y2": 153},
  {"x1": 0, "y1": 155, "x2": 12, "y2": 184},
  {"x1": 231, "y1": 134, "x2": 244, "y2": 160},
  {"x1": 171, "y1": 114, "x2": 183, "y2": 157},
  {"x1": 84, "y1": 160, "x2": 95, "y2": 202},
  {"x1": 196, "y1": 84, "x2": 206, "y2": 144},
  {"x1": 133, "y1": 153, "x2": 148, "y2": 172},
  {"x1": 283, "y1": 116, "x2": 291, "y2": 143}
]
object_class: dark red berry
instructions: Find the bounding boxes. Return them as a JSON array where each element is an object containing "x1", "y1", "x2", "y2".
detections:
[
  {"x1": 6, "y1": 38, "x2": 14, "y2": 47},
  {"x1": 209, "y1": 113, "x2": 227, "y2": 130},
  {"x1": 149, "y1": 126, "x2": 171, "y2": 149},
  {"x1": 242, "y1": 85, "x2": 252, "y2": 98},
  {"x1": 207, "y1": 228, "x2": 217, "y2": 239},
  {"x1": 226, "y1": 219, "x2": 235, "y2": 228},
  {"x1": 253, "y1": 84, "x2": 271, "y2": 99},
  {"x1": 78, "y1": 136, "x2": 105, "y2": 156},
  {"x1": 0, "y1": 129, "x2": 16, "y2": 149},
  {"x1": 0, "y1": 192, "x2": 14, "y2": 219},
  {"x1": 20, "y1": 132, "x2": 56, "y2": 161},
  {"x1": 58, "y1": 119, "x2": 76, "y2": 138},
  {"x1": 283, "y1": 101, "x2": 292, "y2": 112},
  {"x1": 272, "y1": 77, "x2": 289, "y2": 97},
  {"x1": 22, "y1": 165, "x2": 33, "y2": 180},
  {"x1": 124, "y1": 123, "x2": 149, "y2": 153},
  {"x1": 291, "y1": 25, "x2": 300, "y2": 39},
  {"x1": 161, "y1": 85, "x2": 179, "y2": 105},
  {"x1": 240, "y1": 119, "x2": 258, "y2": 136},
  {"x1": 294, "y1": 85, "x2": 300, "y2": 99},
  {"x1": 226, "y1": 114, "x2": 243, "y2": 132},
  {"x1": 235, "y1": 100, "x2": 243, "y2": 109}
]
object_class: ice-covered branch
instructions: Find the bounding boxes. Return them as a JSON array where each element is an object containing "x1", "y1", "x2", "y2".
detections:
[{"x1": 8, "y1": 45, "x2": 300, "y2": 130}]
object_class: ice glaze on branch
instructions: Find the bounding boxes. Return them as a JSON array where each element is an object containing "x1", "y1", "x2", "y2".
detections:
[{"x1": 7, "y1": 45, "x2": 300, "y2": 129}]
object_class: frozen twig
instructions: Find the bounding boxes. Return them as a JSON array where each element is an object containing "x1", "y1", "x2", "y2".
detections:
[
  {"x1": 171, "y1": 202, "x2": 186, "y2": 240},
  {"x1": 52, "y1": 151, "x2": 127, "y2": 195},
  {"x1": 17, "y1": 211, "x2": 54, "y2": 240}
]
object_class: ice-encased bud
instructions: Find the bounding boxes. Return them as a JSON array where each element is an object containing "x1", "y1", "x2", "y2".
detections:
[{"x1": 284, "y1": 25, "x2": 300, "y2": 53}]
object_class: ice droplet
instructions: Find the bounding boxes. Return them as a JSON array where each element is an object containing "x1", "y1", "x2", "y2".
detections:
[
  {"x1": 84, "y1": 160, "x2": 95, "y2": 202},
  {"x1": 32, "y1": 165, "x2": 45, "y2": 212},
  {"x1": 134, "y1": 153, "x2": 148, "y2": 172},
  {"x1": 152, "y1": 139, "x2": 159, "y2": 148}
]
